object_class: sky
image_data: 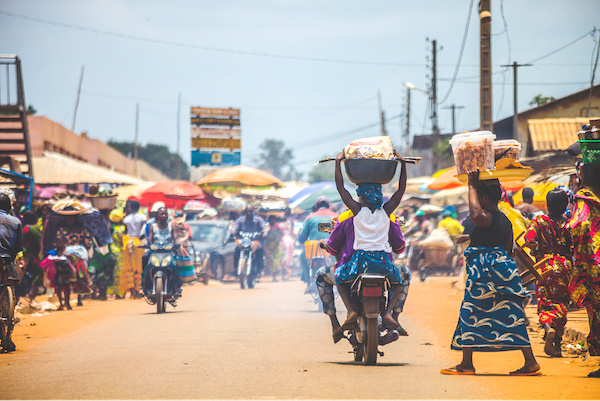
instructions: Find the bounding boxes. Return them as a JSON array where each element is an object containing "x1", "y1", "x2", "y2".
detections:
[{"x1": 1, "y1": 0, "x2": 599, "y2": 178}]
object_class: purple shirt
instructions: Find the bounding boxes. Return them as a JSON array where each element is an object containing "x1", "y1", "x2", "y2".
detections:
[{"x1": 326, "y1": 216, "x2": 405, "y2": 269}]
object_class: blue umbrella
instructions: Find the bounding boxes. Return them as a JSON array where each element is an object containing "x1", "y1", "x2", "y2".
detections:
[{"x1": 288, "y1": 181, "x2": 355, "y2": 204}]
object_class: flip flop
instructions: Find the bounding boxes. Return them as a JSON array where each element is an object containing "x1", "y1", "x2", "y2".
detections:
[
  {"x1": 382, "y1": 315, "x2": 402, "y2": 331},
  {"x1": 544, "y1": 329, "x2": 556, "y2": 356},
  {"x1": 509, "y1": 368, "x2": 542, "y2": 376},
  {"x1": 338, "y1": 311, "x2": 359, "y2": 332},
  {"x1": 440, "y1": 366, "x2": 476, "y2": 375}
]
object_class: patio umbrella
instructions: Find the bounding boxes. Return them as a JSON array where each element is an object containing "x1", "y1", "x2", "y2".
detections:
[
  {"x1": 427, "y1": 167, "x2": 463, "y2": 191},
  {"x1": 196, "y1": 165, "x2": 283, "y2": 187},
  {"x1": 291, "y1": 187, "x2": 344, "y2": 212},
  {"x1": 113, "y1": 183, "x2": 153, "y2": 201},
  {"x1": 130, "y1": 180, "x2": 215, "y2": 209},
  {"x1": 36, "y1": 186, "x2": 75, "y2": 199}
]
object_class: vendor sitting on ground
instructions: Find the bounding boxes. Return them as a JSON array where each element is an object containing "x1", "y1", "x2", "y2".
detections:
[{"x1": 333, "y1": 149, "x2": 407, "y2": 335}]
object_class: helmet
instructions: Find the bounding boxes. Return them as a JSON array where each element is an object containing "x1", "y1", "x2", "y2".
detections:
[{"x1": 150, "y1": 201, "x2": 166, "y2": 212}]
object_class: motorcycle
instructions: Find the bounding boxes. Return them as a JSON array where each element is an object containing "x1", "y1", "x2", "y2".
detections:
[
  {"x1": 235, "y1": 231, "x2": 262, "y2": 289},
  {"x1": 346, "y1": 273, "x2": 391, "y2": 365},
  {"x1": 141, "y1": 243, "x2": 181, "y2": 313},
  {"x1": 304, "y1": 239, "x2": 335, "y2": 311}
]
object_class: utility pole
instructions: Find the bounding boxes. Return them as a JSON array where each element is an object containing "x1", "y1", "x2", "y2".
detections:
[
  {"x1": 71, "y1": 66, "x2": 84, "y2": 132},
  {"x1": 501, "y1": 61, "x2": 532, "y2": 157},
  {"x1": 443, "y1": 104, "x2": 465, "y2": 135},
  {"x1": 378, "y1": 90, "x2": 386, "y2": 136},
  {"x1": 431, "y1": 39, "x2": 440, "y2": 171},
  {"x1": 480, "y1": 0, "x2": 493, "y2": 131},
  {"x1": 176, "y1": 93, "x2": 181, "y2": 180},
  {"x1": 134, "y1": 104, "x2": 139, "y2": 177},
  {"x1": 404, "y1": 85, "x2": 411, "y2": 154}
]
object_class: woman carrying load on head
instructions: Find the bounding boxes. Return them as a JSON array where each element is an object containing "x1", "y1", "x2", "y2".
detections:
[
  {"x1": 441, "y1": 172, "x2": 540, "y2": 376},
  {"x1": 523, "y1": 188, "x2": 573, "y2": 357},
  {"x1": 568, "y1": 160, "x2": 600, "y2": 378},
  {"x1": 332, "y1": 148, "x2": 408, "y2": 335}
]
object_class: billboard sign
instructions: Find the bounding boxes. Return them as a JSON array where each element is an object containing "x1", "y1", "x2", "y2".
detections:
[{"x1": 190, "y1": 107, "x2": 241, "y2": 167}]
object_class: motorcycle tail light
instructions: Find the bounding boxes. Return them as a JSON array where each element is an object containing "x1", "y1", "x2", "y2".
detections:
[
  {"x1": 252, "y1": 241, "x2": 259, "y2": 247},
  {"x1": 362, "y1": 286, "x2": 382, "y2": 297},
  {"x1": 235, "y1": 239, "x2": 242, "y2": 245}
]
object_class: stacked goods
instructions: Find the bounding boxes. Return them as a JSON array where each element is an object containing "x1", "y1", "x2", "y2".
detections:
[
  {"x1": 494, "y1": 139, "x2": 521, "y2": 162},
  {"x1": 343, "y1": 136, "x2": 398, "y2": 184},
  {"x1": 449, "y1": 131, "x2": 496, "y2": 175},
  {"x1": 343, "y1": 136, "x2": 395, "y2": 160},
  {"x1": 579, "y1": 119, "x2": 600, "y2": 163}
]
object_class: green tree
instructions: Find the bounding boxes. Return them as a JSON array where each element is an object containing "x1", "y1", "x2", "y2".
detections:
[
  {"x1": 254, "y1": 139, "x2": 302, "y2": 181},
  {"x1": 26, "y1": 105, "x2": 37, "y2": 115},
  {"x1": 108, "y1": 141, "x2": 190, "y2": 180},
  {"x1": 529, "y1": 94, "x2": 556, "y2": 107}
]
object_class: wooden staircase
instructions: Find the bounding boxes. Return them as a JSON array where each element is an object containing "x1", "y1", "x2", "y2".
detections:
[{"x1": 0, "y1": 55, "x2": 34, "y2": 178}]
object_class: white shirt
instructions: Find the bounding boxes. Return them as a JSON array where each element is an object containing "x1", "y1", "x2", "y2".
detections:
[
  {"x1": 353, "y1": 207, "x2": 391, "y2": 253},
  {"x1": 123, "y1": 213, "x2": 147, "y2": 237}
]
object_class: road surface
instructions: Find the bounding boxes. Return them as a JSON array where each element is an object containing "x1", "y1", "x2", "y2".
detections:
[{"x1": 2, "y1": 277, "x2": 599, "y2": 399}]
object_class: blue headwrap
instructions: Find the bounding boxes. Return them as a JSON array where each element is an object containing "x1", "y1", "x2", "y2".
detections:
[{"x1": 356, "y1": 183, "x2": 383, "y2": 209}]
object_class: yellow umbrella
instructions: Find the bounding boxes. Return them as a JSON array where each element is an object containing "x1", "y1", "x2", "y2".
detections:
[
  {"x1": 196, "y1": 165, "x2": 283, "y2": 187},
  {"x1": 113, "y1": 183, "x2": 154, "y2": 201}
]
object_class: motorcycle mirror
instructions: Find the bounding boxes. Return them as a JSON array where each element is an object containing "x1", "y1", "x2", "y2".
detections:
[{"x1": 318, "y1": 222, "x2": 332, "y2": 233}]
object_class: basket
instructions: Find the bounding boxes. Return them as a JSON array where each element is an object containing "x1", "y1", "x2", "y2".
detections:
[
  {"x1": 422, "y1": 246, "x2": 448, "y2": 265},
  {"x1": 579, "y1": 140, "x2": 600, "y2": 163},
  {"x1": 88, "y1": 194, "x2": 117, "y2": 210},
  {"x1": 343, "y1": 158, "x2": 398, "y2": 184},
  {"x1": 304, "y1": 240, "x2": 328, "y2": 259}
]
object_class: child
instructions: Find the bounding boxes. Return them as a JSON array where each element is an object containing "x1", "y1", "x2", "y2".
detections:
[
  {"x1": 41, "y1": 237, "x2": 76, "y2": 310},
  {"x1": 333, "y1": 149, "x2": 407, "y2": 333}
]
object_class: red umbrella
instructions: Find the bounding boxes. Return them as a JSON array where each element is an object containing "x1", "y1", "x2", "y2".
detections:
[{"x1": 129, "y1": 180, "x2": 219, "y2": 209}]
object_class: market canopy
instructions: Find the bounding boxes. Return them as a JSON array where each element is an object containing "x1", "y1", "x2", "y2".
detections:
[
  {"x1": 130, "y1": 180, "x2": 219, "y2": 209},
  {"x1": 196, "y1": 165, "x2": 283, "y2": 187},
  {"x1": 33, "y1": 152, "x2": 148, "y2": 185},
  {"x1": 428, "y1": 166, "x2": 526, "y2": 193}
]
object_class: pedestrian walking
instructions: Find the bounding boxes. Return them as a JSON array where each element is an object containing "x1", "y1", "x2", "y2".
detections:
[
  {"x1": 441, "y1": 173, "x2": 540, "y2": 376},
  {"x1": 121, "y1": 200, "x2": 146, "y2": 299},
  {"x1": 568, "y1": 160, "x2": 600, "y2": 378},
  {"x1": 107, "y1": 208, "x2": 126, "y2": 299},
  {"x1": 264, "y1": 215, "x2": 284, "y2": 281},
  {"x1": 524, "y1": 189, "x2": 573, "y2": 357}
]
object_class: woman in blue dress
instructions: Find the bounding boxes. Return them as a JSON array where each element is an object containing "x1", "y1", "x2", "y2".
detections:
[{"x1": 441, "y1": 171, "x2": 541, "y2": 376}]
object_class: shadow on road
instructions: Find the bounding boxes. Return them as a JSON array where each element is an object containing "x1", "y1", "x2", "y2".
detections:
[{"x1": 326, "y1": 361, "x2": 409, "y2": 367}]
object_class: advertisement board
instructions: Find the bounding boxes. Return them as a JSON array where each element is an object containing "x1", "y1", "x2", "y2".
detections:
[{"x1": 190, "y1": 107, "x2": 241, "y2": 167}]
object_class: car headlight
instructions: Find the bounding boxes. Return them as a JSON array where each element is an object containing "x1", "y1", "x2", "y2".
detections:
[
  {"x1": 161, "y1": 255, "x2": 173, "y2": 267},
  {"x1": 150, "y1": 255, "x2": 160, "y2": 266}
]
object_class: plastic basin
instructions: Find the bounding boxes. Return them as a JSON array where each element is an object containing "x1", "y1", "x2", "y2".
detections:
[{"x1": 343, "y1": 158, "x2": 397, "y2": 184}]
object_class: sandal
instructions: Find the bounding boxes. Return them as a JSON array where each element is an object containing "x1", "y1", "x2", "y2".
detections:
[
  {"x1": 510, "y1": 367, "x2": 541, "y2": 376},
  {"x1": 332, "y1": 330, "x2": 345, "y2": 344},
  {"x1": 382, "y1": 314, "x2": 401, "y2": 331},
  {"x1": 338, "y1": 311, "x2": 359, "y2": 332},
  {"x1": 440, "y1": 366, "x2": 476, "y2": 375}
]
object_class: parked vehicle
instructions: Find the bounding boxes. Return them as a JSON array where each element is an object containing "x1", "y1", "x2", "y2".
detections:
[
  {"x1": 187, "y1": 220, "x2": 237, "y2": 281},
  {"x1": 235, "y1": 231, "x2": 262, "y2": 289},
  {"x1": 141, "y1": 243, "x2": 180, "y2": 314}
]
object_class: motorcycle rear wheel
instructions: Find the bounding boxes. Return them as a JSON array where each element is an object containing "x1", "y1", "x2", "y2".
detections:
[
  {"x1": 155, "y1": 276, "x2": 164, "y2": 314},
  {"x1": 239, "y1": 258, "x2": 247, "y2": 289},
  {"x1": 363, "y1": 317, "x2": 379, "y2": 365},
  {"x1": 0, "y1": 286, "x2": 15, "y2": 346}
]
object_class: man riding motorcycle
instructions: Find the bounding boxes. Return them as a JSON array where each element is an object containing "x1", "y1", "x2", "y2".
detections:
[
  {"x1": 317, "y1": 209, "x2": 410, "y2": 345},
  {"x1": 232, "y1": 206, "x2": 266, "y2": 277},
  {"x1": 143, "y1": 207, "x2": 181, "y2": 298},
  {"x1": 297, "y1": 196, "x2": 338, "y2": 293},
  {"x1": 0, "y1": 194, "x2": 23, "y2": 353}
]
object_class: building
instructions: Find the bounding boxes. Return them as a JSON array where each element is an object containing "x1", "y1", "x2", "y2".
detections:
[{"x1": 28, "y1": 116, "x2": 169, "y2": 183}]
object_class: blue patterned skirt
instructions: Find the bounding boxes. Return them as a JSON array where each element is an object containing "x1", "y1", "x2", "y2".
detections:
[
  {"x1": 451, "y1": 246, "x2": 531, "y2": 351},
  {"x1": 334, "y1": 250, "x2": 402, "y2": 285}
]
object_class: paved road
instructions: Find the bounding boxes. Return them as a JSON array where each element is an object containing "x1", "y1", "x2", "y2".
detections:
[{"x1": 2, "y1": 277, "x2": 599, "y2": 399}]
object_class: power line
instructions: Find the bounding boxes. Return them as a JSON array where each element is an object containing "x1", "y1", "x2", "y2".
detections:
[
  {"x1": 438, "y1": 0, "x2": 474, "y2": 105},
  {"x1": 526, "y1": 28, "x2": 597, "y2": 64},
  {"x1": 0, "y1": 11, "x2": 423, "y2": 68}
]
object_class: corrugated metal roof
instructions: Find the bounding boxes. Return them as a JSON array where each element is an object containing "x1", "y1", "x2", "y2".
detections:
[
  {"x1": 528, "y1": 118, "x2": 590, "y2": 151},
  {"x1": 33, "y1": 152, "x2": 150, "y2": 185}
]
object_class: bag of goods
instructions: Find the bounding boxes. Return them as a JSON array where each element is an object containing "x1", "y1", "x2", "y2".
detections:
[
  {"x1": 494, "y1": 139, "x2": 521, "y2": 162},
  {"x1": 344, "y1": 136, "x2": 395, "y2": 160},
  {"x1": 418, "y1": 228, "x2": 454, "y2": 249},
  {"x1": 449, "y1": 131, "x2": 496, "y2": 175}
]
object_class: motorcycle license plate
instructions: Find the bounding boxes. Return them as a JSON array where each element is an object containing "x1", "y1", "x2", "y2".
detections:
[{"x1": 362, "y1": 286, "x2": 382, "y2": 297}]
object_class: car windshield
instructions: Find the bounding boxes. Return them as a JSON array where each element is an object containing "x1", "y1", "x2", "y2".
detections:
[{"x1": 190, "y1": 224, "x2": 225, "y2": 243}]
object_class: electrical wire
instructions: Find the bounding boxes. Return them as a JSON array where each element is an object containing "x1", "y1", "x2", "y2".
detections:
[
  {"x1": 0, "y1": 10, "x2": 423, "y2": 68},
  {"x1": 438, "y1": 0, "x2": 474, "y2": 105},
  {"x1": 525, "y1": 29, "x2": 597, "y2": 64}
]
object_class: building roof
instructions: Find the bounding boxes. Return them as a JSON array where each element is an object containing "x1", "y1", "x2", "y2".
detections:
[
  {"x1": 33, "y1": 152, "x2": 150, "y2": 185},
  {"x1": 527, "y1": 117, "x2": 587, "y2": 152}
]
